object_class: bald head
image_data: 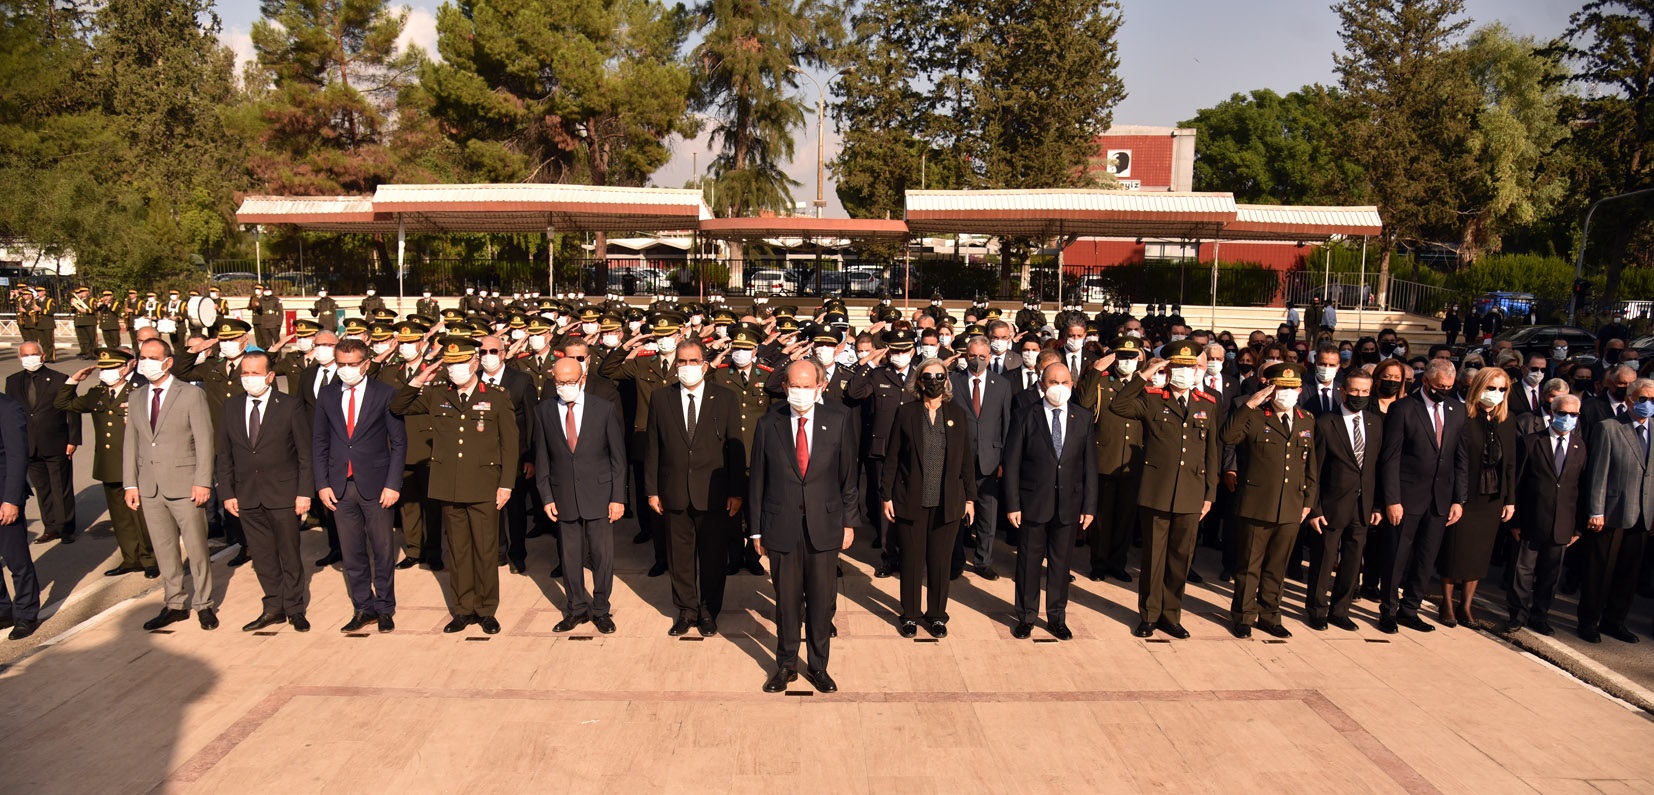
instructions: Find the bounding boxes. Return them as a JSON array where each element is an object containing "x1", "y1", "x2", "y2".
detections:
[
  {"x1": 786, "y1": 359, "x2": 824, "y2": 388},
  {"x1": 552, "y1": 356, "x2": 584, "y2": 385},
  {"x1": 17, "y1": 342, "x2": 40, "y2": 357}
]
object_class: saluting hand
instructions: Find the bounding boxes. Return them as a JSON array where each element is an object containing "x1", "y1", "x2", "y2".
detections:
[
  {"x1": 1246, "y1": 385, "x2": 1276, "y2": 410},
  {"x1": 1093, "y1": 353, "x2": 1114, "y2": 373},
  {"x1": 68, "y1": 366, "x2": 95, "y2": 384}
]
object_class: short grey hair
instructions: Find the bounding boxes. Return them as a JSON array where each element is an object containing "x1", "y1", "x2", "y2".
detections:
[
  {"x1": 1541, "y1": 377, "x2": 1569, "y2": 398},
  {"x1": 1631, "y1": 377, "x2": 1654, "y2": 399},
  {"x1": 1550, "y1": 393, "x2": 1580, "y2": 413},
  {"x1": 1424, "y1": 358, "x2": 1456, "y2": 382},
  {"x1": 1612, "y1": 364, "x2": 1638, "y2": 382}
]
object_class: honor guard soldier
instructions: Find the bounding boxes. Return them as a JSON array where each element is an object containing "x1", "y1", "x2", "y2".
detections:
[
  {"x1": 1014, "y1": 292, "x2": 1046, "y2": 332},
  {"x1": 120, "y1": 288, "x2": 142, "y2": 349},
  {"x1": 252, "y1": 285, "x2": 284, "y2": 350},
  {"x1": 359, "y1": 287, "x2": 387, "y2": 319},
  {"x1": 70, "y1": 287, "x2": 96, "y2": 358},
  {"x1": 1221, "y1": 362, "x2": 1318, "y2": 639},
  {"x1": 1110, "y1": 339, "x2": 1220, "y2": 639},
  {"x1": 392, "y1": 338, "x2": 519, "y2": 634},
  {"x1": 96, "y1": 290, "x2": 123, "y2": 349},
  {"x1": 415, "y1": 289, "x2": 439, "y2": 320},
  {"x1": 57, "y1": 349, "x2": 156, "y2": 577},
  {"x1": 311, "y1": 288, "x2": 340, "y2": 333},
  {"x1": 1076, "y1": 336, "x2": 1148, "y2": 583}
]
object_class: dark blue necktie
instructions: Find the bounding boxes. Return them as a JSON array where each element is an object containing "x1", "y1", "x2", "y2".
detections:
[{"x1": 1051, "y1": 408, "x2": 1064, "y2": 458}]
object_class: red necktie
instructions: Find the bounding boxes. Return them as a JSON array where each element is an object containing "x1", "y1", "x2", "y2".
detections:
[
  {"x1": 150, "y1": 387, "x2": 161, "y2": 432},
  {"x1": 971, "y1": 377, "x2": 981, "y2": 416},
  {"x1": 796, "y1": 417, "x2": 809, "y2": 476},
  {"x1": 346, "y1": 385, "x2": 357, "y2": 478},
  {"x1": 1432, "y1": 402, "x2": 1443, "y2": 447},
  {"x1": 566, "y1": 403, "x2": 578, "y2": 451}
]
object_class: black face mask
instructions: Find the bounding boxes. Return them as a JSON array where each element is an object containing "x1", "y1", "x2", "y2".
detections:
[
  {"x1": 1360, "y1": 351, "x2": 1380, "y2": 365},
  {"x1": 1379, "y1": 341, "x2": 1396, "y2": 355},
  {"x1": 1377, "y1": 380, "x2": 1403, "y2": 398},
  {"x1": 917, "y1": 373, "x2": 948, "y2": 398},
  {"x1": 1611, "y1": 385, "x2": 1629, "y2": 401},
  {"x1": 1428, "y1": 387, "x2": 1454, "y2": 403},
  {"x1": 1572, "y1": 379, "x2": 1595, "y2": 395},
  {"x1": 1345, "y1": 394, "x2": 1371, "y2": 412}
]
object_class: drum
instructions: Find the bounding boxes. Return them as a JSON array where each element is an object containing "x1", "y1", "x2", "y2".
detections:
[
  {"x1": 187, "y1": 295, "x2": 219, "y2": 328},
  {"x1": 156, "y1": 318, "x2": 177, "y2": 334},
  {"x1": 133, "y1": 317, "x2": 154, "y2": 330}
]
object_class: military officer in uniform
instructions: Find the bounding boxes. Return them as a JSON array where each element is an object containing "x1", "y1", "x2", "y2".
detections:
[
  {"x1": 359, "y1": 287, "x2": 387, "y2": 320},
  {"x1": 57, "y1": 349, "x2": 157, "y2": 577},
  {"x1": 415, "y1": 289, "x2": 439, "y2": 321},
  {"x1": 311, "y1": 288, "x2": 340, "y2": 334},
  {"x1": 252, "y1": 285, "x2": 284, "y2": 350},
  {"x1": 599, "y1": 312, "x2": 685, "y2": 577},
  {"x1": 392, "y1": 338, "x2": 519, "y2": 634},
  {"x1": 120, "y1": 288, "x2": 143, "y2": 350},
  {"x1": 1221, "y1": 363, "x2": 1318, "y2": 639},
  {"x1": 70, "y1": 286, "x2": 96, "y2": 358},
  {"x1": 864, "y1": 329, "x2": 917, "y2": 576},
  {"x1": 511, "y1": 316, "x2": 558, "y2": 396},
  {"x1": 273, "y1": 319, "x2": 322, "y2": 389},
  {"x1": 379, "y1": 320, "x2": 444, "y2": 570},
  {"x1": 1110, "y1": 339, "x2": 1220, "y2": 639},
  {"x1": 1077, "y1": 337, "x2": 1147, "y2": 582},
  {"x1": 32, "y1": 286, "x2": 56, "y2": 362},
  {"x1": 712, "y1": 324, "x2": 773, "y2": 575},
  {"x1": 1014, "y1": 292, "x2": 1047, "y2": 332},
  {"x1": 96, "y1": 290, "x2": 123, "y2": 349}
]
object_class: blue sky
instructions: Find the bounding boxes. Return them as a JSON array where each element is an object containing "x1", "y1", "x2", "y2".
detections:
[{"x1": 215, "y1": 0, "x2": 1582, "y2": 215}]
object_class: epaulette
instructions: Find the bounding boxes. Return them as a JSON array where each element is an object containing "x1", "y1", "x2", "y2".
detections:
[
  {"x1": 716, "y1": 363, "x2": 731, "y2": 369},
  {"x1": 636, "y1": 349, "x2": 657, "y2": 357},
  {"x1": 1190, "y1": 389, "x2": 1215, "y2": 403},
  {"x1": 552, "y1": 350, "x2": 565, "y2": 358},
  {"x1": 1145, "y1": 387, "x2": 1169, "y2": 398},
  {"x1": 757, "y1": 364, "x2": 773, "y2": 373}
]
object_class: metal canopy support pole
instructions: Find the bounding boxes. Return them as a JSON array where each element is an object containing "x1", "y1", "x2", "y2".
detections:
[
  {"x1": 254, "y1": 225, "x2": 263, "y2": 287},
  {"x1": 1210, "y1": 239, "x2": 1220, "y2": 331},
  {"x1": 396, "y1": 216, "x2": 406, "y2": 317},
  {"x1": 903, "y1": 241, "x2": 912, "y2": 313},
  {"x1": 1357, "y1": 236, "x2": 1368, "y2": 335},
  {"x1": 547, "y1": 223, "x2": 555, "y2": 297}
]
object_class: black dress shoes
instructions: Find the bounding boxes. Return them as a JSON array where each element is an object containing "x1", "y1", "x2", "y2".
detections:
[
  {"x1": 898, "y1": 620, "x2": 918, "y2": 638},
  {"x1": 697, "y1": 617, "x2": 718, "y2": 637},
  {"x1": 593, "y1": 616, "x2": 616, "y2": 634},
  {"x1": 1011, "y1": 622, "x2": 1033, "y2": 639},
  {"x1": 1375, "y1": 615, "x2": 1398, "y2": 634},
  {"x1": 227, "y1": 552, "x2": 251, "y2": 567},
  {"x1": 723, "y1": 561, "x2": 743, "y2": 576},
  {"x1": 33, "y1": 531, "x2": 61, "y2": 545},
  {"x1": 1186, "y1": 569, "x2": 1205, "y2": 585},
  {"x1": 378, "y1": 615, "x2": 395, "y2": 633},
  {"x1": 395, "y1": 557, "x2": 419, "y2": 570},
  {"x1": 745, "y1": 562, "x2": 765, "y2": 576},
  {"x1": 103, "y1": 565, "x2": 143, "y2": 577},
  {"x1": 477, "y1": 616, "x2": 501, "y2": 635},
  {"x1": 290, "y1": 613, "x2": 311, "y2": 632},
  {"x1": 1048, "y1": 623, "x2": 1072, "y2": 641},
  {"x1": 197, "y1": 609, "x2": 219, "y2": 630},
  {"x1": 341, "y1": 611, "x2": 377, "y2": 632},
  {"x1": 1257, "y1": 623, "x2": 1292, "y2": 639},
  {"x1": 1526, "y1": 619, "x2": 1554, "y2": 636},
  {"x1": 315, "y1": 551, "x2": 342, "y2": 568},
  {"x1": 144, "y1": 566, "x2": 160, "y2": 579},
  {"x1": 1603, "y1": 624, "x2": 1640, "y2": 644},
  {"x1": 927, "y1": 620, "x2": 948, "y2": 639},
  {"x1": 1397, "y1": 614, "x2": 1435, "y2": 633},
  {"x1": 0, "y1": 615, "x2": 12, "y2": 630},
  {"x1": 8, "y1": 619, "x2": 39, "y2": 640},
  {"x1": 1132, "y1": 621, "x2": 1154, "y2": 638},
  {"x1": 805, "y1": 668, "x2": 838, "y2": 693},
  {"x1": 242, "y1": 613, "x2": 287, "y2": 632},
  {"x1": 554, "y1": 616, "x2": 590, "y2": 633},
  {"x1": 668, "y1": 615, "x2": 692, "y2": 636},
  {"x1": 1308, "y1": 617, "x2": 1329, "y2": 631},
  {"x1": 549, "y1": 564, "x2": 564, "y2": 578},
  {"x1": 1086, "y1": 569, "x2": 1107, "y2": 582},
  {"x1": 973, "y1": 564, "x2": 1000, "y2": 581},
  {"x1": 647, "y1": 561, "x2": 668, "y2": 578},
  {"x1": 632, "y1": 528, "x2": 651, "y2": 544},
  {"x1": 1578, "y1": 625, "x2": 1602, "y2": 643},
  {"x1": 1231, "y1": 622, "x2": 1253, "y2": 639},
  {"x1": 1155, "y1": 619, "x2": 1190, "y2": 639},
  {"x1": 426, "y1": 560, "x2": 445, "y2": 572},
  {"x1": 763, "y1": 667, "x2": 798, "y2": 693},
  {"x1": 1109, "y1": 568, "x2": 1133, "y2": 583},
  {"x1": 444, "y1": 615, "x2": 474, "y2": 633},
  {"x1": 874, "y1": 566, "x2": 896, "y2": 578},
  {"x1": 507, "y1": 562, "x2": 526, "y2": 575}
]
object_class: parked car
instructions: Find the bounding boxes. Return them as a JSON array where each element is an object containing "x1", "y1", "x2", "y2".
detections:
[
  {"x1": 212, "y1": 271, "x2": 258, "y2": 283},
  {"x1": 1474, "y1": 291, "x2": 1537, "y2": 323},
  {"x1": 745, "y1": 268, "x2": 794, "y2": 296},
  {"x1": 1471, "y1": 325, "x2": 1597, "y2": 361}
]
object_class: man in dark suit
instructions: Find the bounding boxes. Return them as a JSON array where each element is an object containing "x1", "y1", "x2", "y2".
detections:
[
  {"x1": 378, "y1": 322, "x2": 444, "y2": 571},
  {"x1": 1004, "y1": 363, "x2": 1097, "y2": 641},
  {"x1": 600, "y1": 314, "x2": 683, "y2": 577},
  {"x1": 1306, "y1": 370, "x2": 1382, "y2": 631},
  {"x1": 1055, "y1": 321, "x2": 1096, "y2": 381},
  {"x1": 751, "y1": 360, "x2": 861, "y2": 693},
  {"x1": 477, "y1": 334, "x2": 538, "y2": 575},
  {"x1": 1304, "y1": 345, "x2": 1345, "y2": 418},
  {"x1": 1580, "y1": 364, "x2": 1635, "y2": 430},
  {"x1": 863, "y1": 330, "x2": 916, "y2": 577},
  {"x1": 6, "y1": 342, "x2": 80, "y2": 544},
  {"x1": 1517, "y1": 379, "x2": 1571, "y2": 436},
  {"x1": 1378, "y1": 358, "x2": 1467, "y2": 634},
  {"x1": 536, "y1": 357, "x2": 627, "y2": 634},
  {"x1": 0, "y1": 390, "x2": 38, "y2": 639},
  {"x1": 645, "y1": 337, "x2": 747, "y2": 637},
  {"x1": 950, "y1": 337, "x2": 1012, "y2": 579},
  {"x1": 218, "y1": 351, "x2": 314, "y2": 632},
  {"x1": 1581, "y1": 378, "x2": 1654, "y2": 643},
  {"x1": 1077, "y1": 338, "x2": 1147, "y2": 582},
  {"x1": 1506, "y1": 394, "x2": 1585, "y2": 636},
  {"x1": 313, "y1": 339, "x2": 406, "y2": 633},
  {"x1": 1512, "y1": 353, "x2": 1551, "y2": 416}
]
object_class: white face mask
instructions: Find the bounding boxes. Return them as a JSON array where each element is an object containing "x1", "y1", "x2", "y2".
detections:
[
  {"x1": 1169, "y1": 333, "x2": 1187, "y2": 343},
  {"x1": 262, "y1": 290, "x2": 273, "y2": 297},
  {"x1": 317, "y1": 290, "x2": 327, "y2": 298},
  {"x1": 784, "y1": 386, "x2": 819, "y2": 413},
  {"x1": 398, "y1": 343, "x2": 420, "y2": 360},
  {"x1": 888, "y1": 352, "x2": 912, "y2": 370},
  {"x1": 656, "y1": 336, "x2": 679, "y2": 354},
  {"x1": 527, "y1": 335, "x2": 548, "y2": 352},
  {"x1": 989, "y1": 339, "x2": 1011, "y2": 355},
  {"x1": 422, "y1": 292, "x2": 431, "y2": 298},
  {"x1": 1316, "y1": 364, "x2": 1338, "y2": 384},
  {"x1": 335, "y1": 364, "x2": 364, "y2": 386},
  {"x1": 1044, "y1": 383, "x2": 1071, "y2": 406},
  {"x1": 676, "y1": 363, "x2": 705, "y2": 386},
  {"x1": 580, "y1": 322, "x2": 599, "y2": 336},
  {"x1": 138, "y1": 359, "x2": 167, "y2": 381},
  {"x1": 372, "y1": 341, "x2": 391, "y2": 356},
  {"x1": 295, "y1": 337, "x2": 315, "y2": 352},
  {"x1": 1064, "y1": 338, "x2": 1085, "y2": 353},
  {"x1": 627, "y1": 321, "x2": 642, "y2": 334},
  {"x1": 241, "y1": 374, "x2": 272, "y2": 396},
  {"x1": 1127, "y1": 329, "x2": 1143, "y2": 338},
  {"x1": 218, "y1": 340, "x2": 243, "y2": 359},
  {"x1": 99, "y1": 368, "x2": 124, "y2": 386},
  {"x1": 1168, "y1": 367, "x2": 1197, "y2": 391},
  {"x1": 938, "y1": 334, "x2": 954, "y2": 349},
  {"x1": 480, "y1": 354, "x2": 502, "y2": 372},
  {"x1": 730, "y1": 349, "x2": 754, "y2": 368},
  {"x1": 1523, "y1": 369, "x2": 1544, "y2": 387},
  {"x1": 1020, "y1": 350, "x2": 1039, "y2": 369},
  {"x1": 1206, "y1": 359, "x2": 1223, "y2": 375},
  {"x1": 18, "y1": 355, "x2": 41, "y2": 372},
  {"x1": 815, "y1": 346, "x2": 836, "y2": 365},
  {"x1": 313, "y1": 345, "x2": 335, "y2": 365},
  {"x1": 1272, "y1": 388, "x2": 1300, "y2": 410},
  {"x1": 447, "y1": 362, "x2": 475, "y2": 385},
  {"x1": 837, "y1": 348, "x2": 858, "y2": 367},
  {"x1": 918, "y1": 344, "x2": 938, "y2": 360},
  {"x1": 601, "y1": 334, "x2": 621, "y2": 348},
  {"x1": 1116, "y1": 358, "x2": 1138, "y2": 376},
  {"x1": 366, "y1": 289, "x2": 376, "y2": 296},
  {"x1": 1479, "y1": 388, "x2": 1506, "y2": 408},
  {"x1": 545, "y1": 382, "x2": 577, "y2": 406},
  {"x1": 510, "y1": 329, "x2": 526, "y2": 340}
]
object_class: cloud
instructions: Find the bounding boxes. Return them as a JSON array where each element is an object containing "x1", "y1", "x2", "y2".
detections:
[
  {"x1": 396, "y1": 5, "x2": 440, "y2": 62},
  {"x1": 222, "y1": 26, "x2": 256, "y2": 82}
]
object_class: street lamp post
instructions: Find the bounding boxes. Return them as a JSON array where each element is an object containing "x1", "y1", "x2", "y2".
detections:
[
  {"x1": 1570, "y1": 188, "x2": 1654, "y2": 325},
  {"x1": 789, "y1": 66, "x2": 853, "y2": 218}
]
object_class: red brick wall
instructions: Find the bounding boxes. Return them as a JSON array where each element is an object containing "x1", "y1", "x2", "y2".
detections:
[{"x1": 1087, "y1": 134, "x2": 1176, "y2": 189}]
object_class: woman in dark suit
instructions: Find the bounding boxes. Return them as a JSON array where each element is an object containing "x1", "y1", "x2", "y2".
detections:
[
  {"x1": 881, "y1": 357, "x2": 977, "y2": 638},
  {"x1": 1441, "y1": 366, "x2": 1517, "y2": 628}
]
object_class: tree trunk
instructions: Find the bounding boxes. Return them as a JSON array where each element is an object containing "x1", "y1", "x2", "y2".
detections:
[{"x1": 1602, "y1": 221, "x2": 1637, "y2": 308}]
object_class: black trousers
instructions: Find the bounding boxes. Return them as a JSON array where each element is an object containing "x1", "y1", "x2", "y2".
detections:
[
  {"x1": 1579, "y1": 522, "x2": 1646, "y2": 630},
  {"x1": 558, "y1": 516, "x2": 613, "y2": 619},
  {"x1": 897, "y1": 506, "x2": 959, "y2": 623},
  {"x1": 240, "y1": 505, "x2": 307, "y2": 616},
  {"x1": 398, "y1": 464, "x2": 442, "y2": 564},
  {"x1": 770, "y1": 542, "x2": 838, "y2": 674},
  {"x1": 867, "y1": 458, "x2": 901, "y2": 568},
  {"x1": 1232, "y1": 518, "x2": 1298, "y2": 626},
  {"x1": 665, "y1": 507, "x2": 729, "y2": 619},
  {"x1": 953, "y1": 472, "x2": 1000, "y2": 572},
  {"x1": 1089, "y1": 473, "x2": 1139, "y2": 574},
  {"x1": 1139, "y1": 508, "x2": 1200, "y2": 624},
  {"x1": 335, "y1": 482, "x2": 396, "y2": 616},
  {"x1": 27, "y1": 454, "x2": 74, "y2": 537},
  {"x1": 1014, "y1": 517, "x2": 1075, "y2": 624},
  {"x1": 100, "y1": 325, "x2": 121, "y2": 349},
  {"x1": 1507, "y1": 537, "x2": 1567, "y2": 626},
  {"x1": 1307, "y1": 515, "x2": 1367, "y2": 620},
  {"x1": 1382, "y1": 510, "x2": 1446, "y2": 619},
  {"x1": 0, "y1": 519, "x2": 40, "y2": 622},
  {"x1": 632, "y1": 455, "x2": 666, "y2": 566},
  {"x1": 497, "y1": 469, "x2": 530, "y2": 568}
]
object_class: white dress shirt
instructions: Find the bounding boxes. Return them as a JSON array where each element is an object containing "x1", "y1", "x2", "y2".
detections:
[
  {"x1": 1341, "y1": 404, "x2": 1364, "y2": 450},
  {"x1": 559, "y1": 392, "x2": 584, "y2": 438},
  {"x1": 790, "y1": 404, "x2": 817, "y2": 454},
  {"x1": 244, "y1": 389, "x2": 272, "y2": 437},
  {"x1": 339, "y1": 381, "x2": 362, "y2": 430},
  {"x1": 313, "y1": 364, "x2": 337, "y2": 397},
  {"x1": 680, "y1": 381, "x2": 706, "y2": 432}
]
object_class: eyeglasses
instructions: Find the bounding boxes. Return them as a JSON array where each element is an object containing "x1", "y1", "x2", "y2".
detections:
[{"x1": 480, "y1": 348, "x2": 503, "y2": 354}]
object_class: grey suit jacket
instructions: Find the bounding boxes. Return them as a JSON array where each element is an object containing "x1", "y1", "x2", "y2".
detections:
[
  {"x1": 1585, "y1": 416, "x2": 1654, "y2": 529},
  {"x1": 123, "y1": 377, "x2": 216, "y2": 500}
]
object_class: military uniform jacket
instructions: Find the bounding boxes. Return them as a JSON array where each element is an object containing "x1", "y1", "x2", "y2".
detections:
[
  {"x1": 253, "y1": 295, "x2": 283, "y2": 329},
  {"x1": 1109, "y1": 376, "x2": 1220, "y2": 514},
  {"x1": 1077, "y1": 368, "x2": 1145, "y2": 478},
  {"x1": 391, "y1": 382, "x2": 518, "y2": 503},
  {"x1": 55, "y1": 380, "x2": 134, "y2": 483},
  {"x1": 310, "y1": 296, "x2": 339, "y2": 325},
  {"x1": 1221, "y1": 403, "x2": 1319, "y2": 525},
  {"x1": 415, "y1": 298, "x2": 439, "y2": 318},
  {"x1": 32, "y1": 296, "x2": 54, "y2": 330},
  {"x1": 378, "y1": 356, "x2": 438, "y2": 465},
  {"x1": 71, "y1": 295, "x2": 95, "y2": 327},
  {"x1": 95, "y1": 300, "x2": 120, "y2": 330},
  {"x1": 711, "y1": 362, "x2": 774, "y2": 461},
  {"x1": 862, "y1": 365, "x2": 913, "y2": 459},
  {"x1": 598, "y1": 346, "x2": 678, "y2": 450},
  {"x1": 511, "y1": 351, "x2": 558, "y2": 397},
  {"x1": 359, "y1": 295, "x2": 387, "y2": 317},
  {"x1": 172, "y1": 353, "x2": 245, "y2": 431}
]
